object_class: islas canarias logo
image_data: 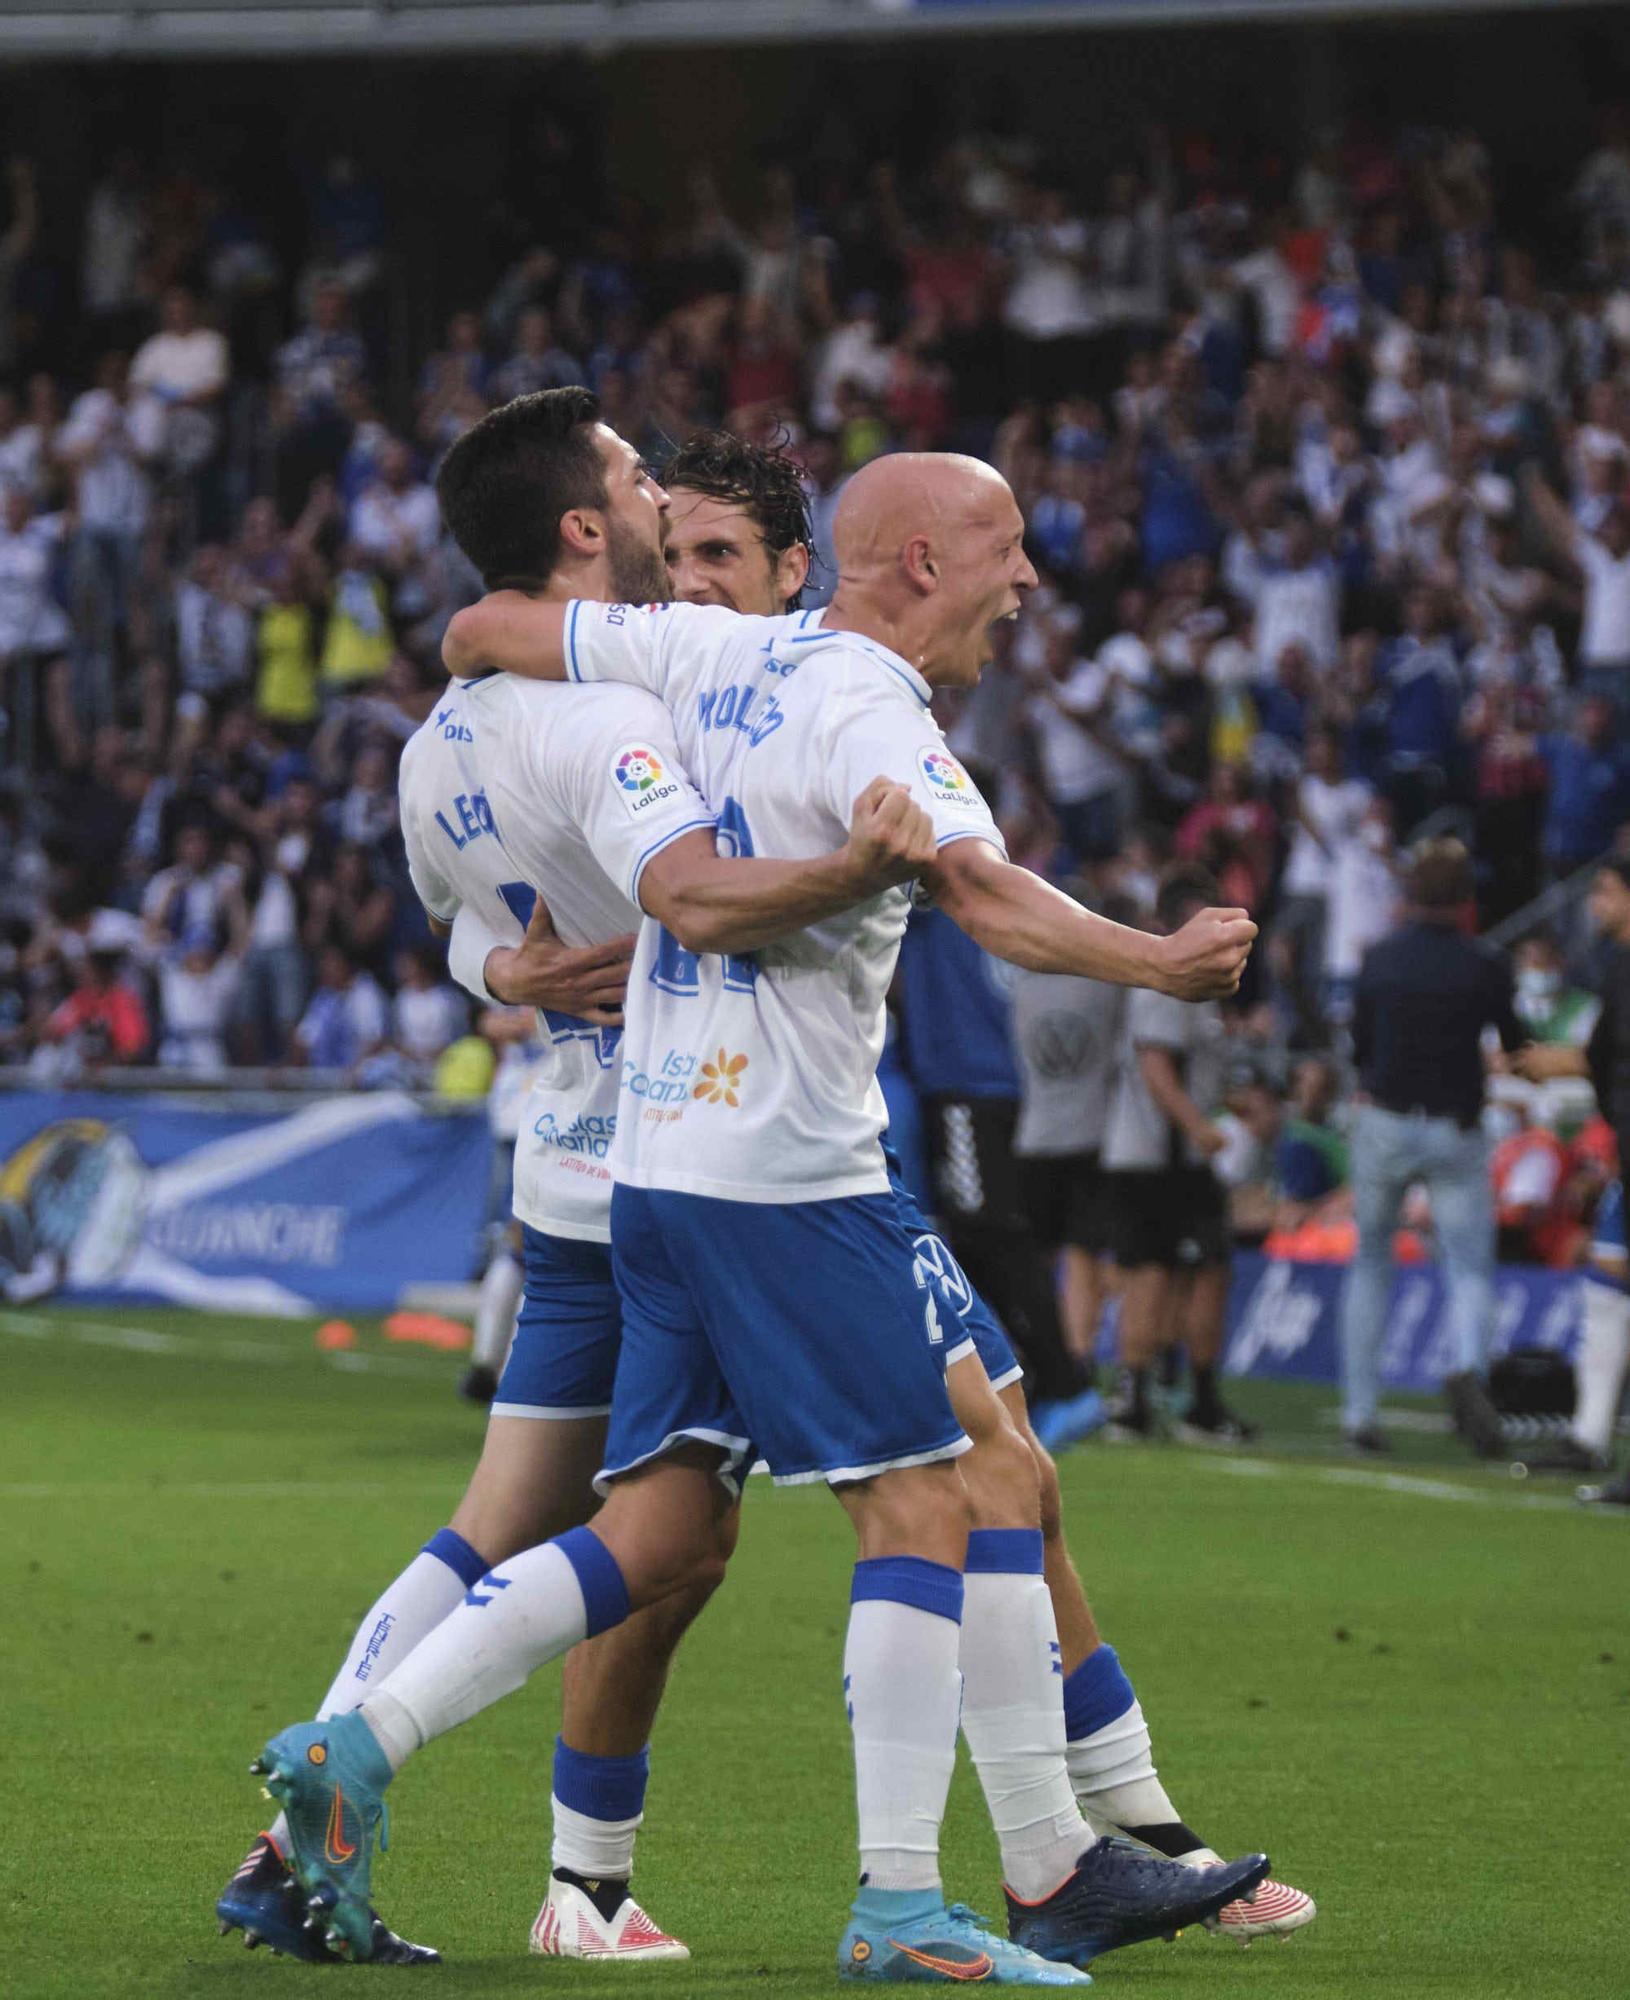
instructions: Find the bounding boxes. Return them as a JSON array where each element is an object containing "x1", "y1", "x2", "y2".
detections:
[
  {"x1": 610, "y1": 742, "x2": 683, "y2": 821},
  {"x1": 694, "y1": 1050, "x2": 748, "y2": 1107},
  {"x1": 917, "y1": 746, "x2": 980, "y2": 808}
]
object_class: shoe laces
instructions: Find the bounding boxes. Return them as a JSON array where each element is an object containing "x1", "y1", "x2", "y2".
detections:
[{"x1": 943, "y1": 1902, "x2": 992, "y2": 1934}]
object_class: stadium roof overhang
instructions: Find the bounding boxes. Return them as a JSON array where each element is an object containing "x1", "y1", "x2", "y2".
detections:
[{"x1": 0, "y1": 0, "x2": 1595, "y2": 63}]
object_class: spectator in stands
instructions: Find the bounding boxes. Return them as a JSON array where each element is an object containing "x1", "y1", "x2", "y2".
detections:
[
  {"x1": 0, "y1": 483, "x2": 74, "y2": 769},
  {"x1": 293, "y1": 940, "x2": 387, "y2": 1073},
  {"x1": 39, "y1": 938, "x2": 150, "y2": 1073},
  {"x1": 1525, "y1": 468, "x2": 1630, "y2": 712},
  {"x1": 390, "y1": 943, "x2": 467, "y2": 1080},
  {"x1": 348, "y1": 438, "x2": 439, "y2": 624},
  {"x1": 1536, "y1": 695, "x2": 1630, "y2": 883},
  {"x1": 173, "y1": 544, "x2": 254, "y2": 720},
  {"x1": 139, "y1": 819, "x2": 243, "y2": 955},
  {"x1": 490, "y1": 306, "x2": 585, "y2": 403},
  {"x1": 128, "y1": 285, "x2": 230, "y2": 484},
  {"x1": 1514, "y1": 931, "x2": 1600, "y2": 1048},
  {"x1": 156, "y1": 921, "x2": 245, "y2": 1074}
]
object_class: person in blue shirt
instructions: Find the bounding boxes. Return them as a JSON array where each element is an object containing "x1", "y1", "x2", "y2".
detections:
[
  {"x1": 1377, "y1": 587, "x2": 1464, "y2": 834},
  {"x1": 1538, "y1": 694, "x2": 1630, "y2": 877},
  {"x1": 893, "y1": 900, "x2": 1098, "y2": 1424}
]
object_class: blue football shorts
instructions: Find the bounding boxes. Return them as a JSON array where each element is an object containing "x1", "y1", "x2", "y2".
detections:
[
  {"x1": 599, "y1": 1183, "x2": 971, "y2": 1494},
  {"x1": 490, "y1": 1223, "x2": 621, "y2": 1420}
]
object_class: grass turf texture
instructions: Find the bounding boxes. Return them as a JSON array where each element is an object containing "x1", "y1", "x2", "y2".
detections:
[{"x1": 1, "y1": 1304, "x2": 1623, "y2": 1998}]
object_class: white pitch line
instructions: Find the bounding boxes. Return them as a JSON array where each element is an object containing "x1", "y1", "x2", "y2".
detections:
[
  {"x1": 0, "y1": 1479, "x2": 466, "y2": 1501},
  {"x1": 0, "y1": 1309, "x2": 452, "y2": 1379},
  {"x1": 1197, "y1": 1451, "x2": 1584, "y2": 1513}
]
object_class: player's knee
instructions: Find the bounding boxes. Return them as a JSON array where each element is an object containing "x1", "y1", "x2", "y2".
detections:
[
  {"x1": 961, "y1": 1412, "x2": 1041, "y2": 1530},
  {"x1": 844, "y1": 1460, "x2": 971, "y2": 1567}
]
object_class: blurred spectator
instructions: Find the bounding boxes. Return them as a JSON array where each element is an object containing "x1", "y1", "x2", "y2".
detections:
[
  {"x1": 293, "y1": 941, "x2": 387, "y2": 1071},
  {"x1": 39, "y1": 940, "x2": 150, "y2": 1072},
  {"x1": 1536, "y1": 695, "x2": 1630, "y2": 880},
  {"x1": 391, "y1": 943, "x2": 467, "y2": 1078},
  {"x1": 128, "y1": 285, "x2": 229, "y2": 481},
  {"x1": 0, "y1": 486, "x2": 74, "y2": 770},
  {"x1": 1513, "y1": 931, "x2": 1599, "y2": 1047},
  {"x1": 490, "y1": 306, "x2": 585, "y2": 402},
  {"x1": 157, "y1": 922, "x2": 245, "y2": 1074}
]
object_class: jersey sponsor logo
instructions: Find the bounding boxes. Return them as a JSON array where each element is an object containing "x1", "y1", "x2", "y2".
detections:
[
  {"x1": 918, "y1": 746, "x2": 981, "y2": 807},
  {"x1": 621, "y1": 1046, "x2": 697, "y2": 1104},
  {"x1": 610, "y1": 743, "x2": 684, "y2": 821},
  {"x1": 693, "y1": 1048, "x2": 748, "y2": 1108},
  {"x1": 532, "y1": 1108, "x2": 615, "y2": 1160}
]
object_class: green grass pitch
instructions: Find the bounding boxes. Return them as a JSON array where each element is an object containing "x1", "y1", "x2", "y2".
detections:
[{"x1": 2, "y1": 1303, "x2": 1624, "y2": 1997}]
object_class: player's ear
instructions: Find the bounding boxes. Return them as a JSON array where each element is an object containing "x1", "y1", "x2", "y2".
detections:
[
  {"x1": 776, "y1": 541, "x2": 811, "y2": 609},
  {"x1": 902, "y1": 533, "x2": 937, "y2": 594},
  {"x1": 559, "y1": 507, "x2": 605, "y2": 560}
]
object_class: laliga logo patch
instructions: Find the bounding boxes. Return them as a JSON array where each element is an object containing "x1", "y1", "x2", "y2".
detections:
[
  {"x1": 610, "y1": 743, "x2": 682, "y2": 820},
  {"x1": 918, "y1": 745, "x2": 979, "y2": 807},
  {"x1": 616, "y1": 746, "x2": 664, "y2": 792}
]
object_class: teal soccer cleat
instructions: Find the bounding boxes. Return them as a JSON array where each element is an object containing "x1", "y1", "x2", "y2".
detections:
[
  {"x1": 840, "y1": 1898, "x2": 1092, "y2": 1984},
  {"x1": 251, "y1": 1715, "x2": 393, "y2": 1961}
]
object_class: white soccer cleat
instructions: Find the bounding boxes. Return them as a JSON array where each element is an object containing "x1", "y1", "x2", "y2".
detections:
[
  {"x1": 1209, "y1": 1876, "x2": 1316, "y2": 1945},
  {"x1": 529, "y1": 1875, "x2": 691, "y2": 1961}
]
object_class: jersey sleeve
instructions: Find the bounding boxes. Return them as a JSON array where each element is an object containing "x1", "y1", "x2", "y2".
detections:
[
  {"x1": 818, "y1": 673, "x2": 1006, "y2": 856},
  {"x1": 564, "y1": 599, "x2": 738, "y2": 713},
  {"x1": 447, "y1": 903, "x2": 504, "y2": 1005},
  {"x1": 539, "y1": 685, "x2": 716, "y2": 907}
]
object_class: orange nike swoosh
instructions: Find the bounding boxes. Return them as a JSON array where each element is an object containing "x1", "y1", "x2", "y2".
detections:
[
  {"x1": 325, "y1": 1784, "x2": 357, "y2": 1865},
  {"x1": 887, "y1": 1938, "x2": 993, "y2": 1981}
]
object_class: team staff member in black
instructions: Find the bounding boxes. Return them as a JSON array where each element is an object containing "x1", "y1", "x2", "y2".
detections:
[{"x1": 1339, "y1": 840, "x2": 1524, "y2": 1456}]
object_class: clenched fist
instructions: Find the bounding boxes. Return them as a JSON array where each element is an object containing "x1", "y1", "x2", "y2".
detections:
[
  {"x1": 843, "y1": 777, "x2": 939, "y2": 895},
  {"x1": 1155, "y1": 906, "x2": 1258, "y2": 1000}
]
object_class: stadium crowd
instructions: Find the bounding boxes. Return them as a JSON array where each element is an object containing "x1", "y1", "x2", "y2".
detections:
[{"x1": 5, "y1": 109, "x2": 1630, "y2": 1240}]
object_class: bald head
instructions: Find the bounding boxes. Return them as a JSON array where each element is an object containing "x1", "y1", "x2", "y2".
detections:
[
  {"x1": 832, "y1": 453, "x2": 1016, "y2": 578},
  {"x1": 823, "y1": 452, "x2": 1037, "y2": 689}
]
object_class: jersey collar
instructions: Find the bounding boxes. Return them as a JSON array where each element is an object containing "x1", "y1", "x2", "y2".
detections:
[{"x1": 792, "y1": 607, "x2": 933, "y2": 710}]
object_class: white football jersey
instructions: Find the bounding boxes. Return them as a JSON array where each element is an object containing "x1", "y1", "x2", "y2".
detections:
[
  {"x1": 399, "y1": 673, "x2": 713, "y2": 1240},
  {"x1": 564, "y1": 601, "x2": 1005, "y2": 1202}
]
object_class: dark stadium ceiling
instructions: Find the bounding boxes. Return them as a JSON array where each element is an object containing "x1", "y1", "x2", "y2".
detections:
[{"x1": 0, "y1": 0, "x2": 1598, "y2": 62}]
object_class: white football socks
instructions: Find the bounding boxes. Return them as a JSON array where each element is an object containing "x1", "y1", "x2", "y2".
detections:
[
  {"x1": 552, "y1": 1799, "x2": 641, "y2": 1879},
  {"x1": 268, "y1": 1527, "x2": 488, "y2": 1854},
  {"x1": 960, "y1": 1531, "x2": 1092, "y2": 1901},
  {"x1": 1573, "y1": 1278, "x2": 1630, "y2": 1456},
  {"x1": 357, "y1": 1528, "x2": 628, "y2": 1770},
  {"x1": 472, "y1": 1248, "x2": 524, "y2": 1376},
  {"x1": 846, "y1": 1559, "x2": 965, "y2": 1894}
]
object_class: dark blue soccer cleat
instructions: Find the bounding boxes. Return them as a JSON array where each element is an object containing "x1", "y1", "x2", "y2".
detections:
[
  {"x1": 215, "y1": 1830, "x2": 440, "y2": 1963},
  {"x1": 1006, "y1": 1837, "x2": 1271, "y2": 1970}
]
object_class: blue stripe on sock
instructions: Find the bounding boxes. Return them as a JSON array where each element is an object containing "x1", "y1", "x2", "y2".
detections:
[
  {"x1": 553, "y1": 1736, "x2": 650, "y2": 1823},
  {"x1": 421, "y1": 1526, "x2": 488, "y2": 1590},
  {"x1": 1062, "y1": 1643, "x2": 1137, "y2": 1743},
  {"x1": 965, "y1": 1527, "x2": 1045, "y2": 1576},
  {"x1": 851, "y1": 1555, "x2": 964, "y2": 1624},
  {"x1": 555, "y1": 1525, "x2": 631, "y2": 1638}
]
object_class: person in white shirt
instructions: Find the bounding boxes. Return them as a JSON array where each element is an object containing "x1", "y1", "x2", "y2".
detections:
[
  {"x1": 390, "y1": 944, "x2": 468, "y2": 1076},
  {"x1": 157, "y1": 923, "x2": 243, "y2": 1074},
  {"x1": 348, "y1": 437, "x2": 441, "y2": 621},
  {"x1": 58, "y1": 351, "x2": 153, "y2": 694},
  {"x1": 1022, "y1": 604, "x2": 1126, "y2": 861},
  {"x1": 129, "y1": 285, "x2": 230, "y2": 477},
  {"x1": 0, "y1": 485, "x2": 73, "y2": 767},
  {"x1": 1245, "y1": 507, "x2": 1341, "y2": 680},
  {"x1": 233, "y1": 389, "x2": 941, "y2": 1968},
  {"x1": 1526, "y1": 465, "x2": 1630, "y2": 710},
  {"x1": 1274, "y1": 726, "x2": 1371, "y2": 1033}
]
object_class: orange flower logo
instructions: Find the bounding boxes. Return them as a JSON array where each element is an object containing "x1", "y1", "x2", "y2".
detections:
[{"x1": 694, "y1": 1049, "x2": 749, "y2": 1107}]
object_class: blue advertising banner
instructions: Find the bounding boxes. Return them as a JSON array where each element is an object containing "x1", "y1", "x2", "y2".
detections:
[
  {"x1": 1220, "y1": 1254, "x2": 1582, "y2": 1390},
  {"x1": 0, "y1": 1091, "x2": 491, "y2": 1315}
]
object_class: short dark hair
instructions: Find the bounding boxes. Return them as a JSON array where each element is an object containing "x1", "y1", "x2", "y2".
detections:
[
  {"x1": 662, "y1": 430, "x2": 813, "y2": 565},
  {"x1": 435, "y1": 388, "x2": 607, "y2": 589},
  {"x1": 1407, "y1": 837, "x2": 1474, "y2": 912},
  {"x1": 1155, "y1": 863, "x2": 1221, "y2": 930}
]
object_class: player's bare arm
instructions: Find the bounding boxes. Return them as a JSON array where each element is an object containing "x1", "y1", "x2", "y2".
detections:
[
  {"x1": 444, "y1": 591, "x2": 569, "y2": 679},
  {"x1": 640, "y1": 778, "x2": 936, "y2": 955},
  {"x1": 926, "y1": 835, "x2": 1257, "y2": 1000}
]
